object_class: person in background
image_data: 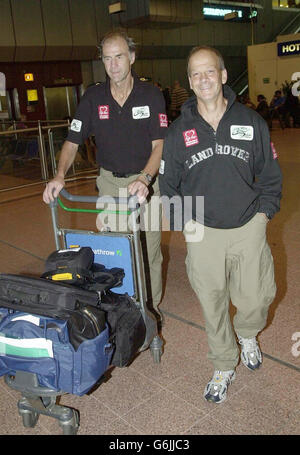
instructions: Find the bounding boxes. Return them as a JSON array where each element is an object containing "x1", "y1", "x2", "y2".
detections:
[
  {"x1": 242, "y1": 94, "x2": 256, "y2": 110},
  {"x1": 159, "y1": 45, "x2": 282, "y2": 404},
  {"x1": 270, "y1": 90, "x2": 286, "y2": 129},
  {"x1": 155, "y1": 82, "x2": 171, "y2": 119},
  {"x1": 170, "y1": 80, "x2": 189, "y2": 120},
  {"x1": 283, "y1": 91, "x2": 300, "y2": 128},
  {"x1": 163, "y1": 86, "x2": 171, "y2": 118},
  {"x1": 256, "y1": 94, "x2": 271, "y2": 129}
]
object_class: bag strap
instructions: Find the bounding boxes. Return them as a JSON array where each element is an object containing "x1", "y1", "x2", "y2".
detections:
[{"x1": 0, "y1": 295, "x2": 79, "y2": 321}]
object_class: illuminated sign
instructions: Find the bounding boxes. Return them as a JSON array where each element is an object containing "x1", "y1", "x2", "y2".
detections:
[
  {"x1": 277, "y1": 40, "x2": 300, "y2": 57},
  {"x1": 27, "y1": 89, "x2": 38, "y2": 102},
  {"x1": 203, "y1": 4, "x2": 257, "y2": 22},
  {"x1": 24, "y1": 73, "x2": 34, "y2": 82},
  {"x1": 204, "y1": 7, "x2": 243, "y2": 18}
]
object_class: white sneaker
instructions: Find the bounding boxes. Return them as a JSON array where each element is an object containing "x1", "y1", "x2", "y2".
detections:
[
  {"x1": 204, "y1": 370, "x2": 236, "y2": 404},
  {"x1": 238, "y1": 335, "x2": 262, "y2": 371}
]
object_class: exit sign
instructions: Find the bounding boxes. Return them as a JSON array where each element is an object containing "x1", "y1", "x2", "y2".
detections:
[{"x1": 24, "y1": 73, "x2": 34, "y2": 82}]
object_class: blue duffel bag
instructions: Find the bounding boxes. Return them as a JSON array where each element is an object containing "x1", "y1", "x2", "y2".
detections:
[{"x1": 0, "y1": 309, "x2": 113, "y2": 396}]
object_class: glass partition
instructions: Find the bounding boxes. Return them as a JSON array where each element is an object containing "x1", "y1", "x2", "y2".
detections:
[{"x1": 0, "y1": 121, "x2": 97, "y2": 191}]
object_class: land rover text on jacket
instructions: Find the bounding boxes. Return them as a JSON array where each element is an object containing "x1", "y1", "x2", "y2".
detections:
[{"x1": 159, "y1": 85, "x2": 282, "y2": 229}]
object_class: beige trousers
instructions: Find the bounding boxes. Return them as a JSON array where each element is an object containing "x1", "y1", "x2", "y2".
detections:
[
  {"x1": 96, "y1": 168, "x2": 162, "y2": 310},
  {"x1": 184, "y1": 213, "x2": 276, "y2": 371}
]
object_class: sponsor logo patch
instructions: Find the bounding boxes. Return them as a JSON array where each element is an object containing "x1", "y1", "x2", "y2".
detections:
[
  {"x1": 159, "y1": 159, "x2": 165, "y2": 174},
  {"x1": 270, "y1": 141, "x2": 278, "y2": 159},
  {"x1": 132, "y1": 106, "x2": 150, "y2": 119},
  {"x1": 230, "y1": 125, "x2": 254, "y2": 141},
  {"x1": 159, "y1": 113, "x2": 168, "y2": 127},
  {"x1": 98, "y1": 105, "x2": 109, "y2": 119},
  {"x1": 70, "y1": 119, "x2": 82, "y2": 132},
  {"x1": 183, "y1": 129, "x2": 199, "y2": 147}
]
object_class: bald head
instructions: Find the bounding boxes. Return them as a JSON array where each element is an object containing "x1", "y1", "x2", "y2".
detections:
[
  {"x1": 187, "y1": 47, "x2": 227, "y2": 105},
  {"x1": 187, "y1": 46, "x2": 225, "y2": 76}
]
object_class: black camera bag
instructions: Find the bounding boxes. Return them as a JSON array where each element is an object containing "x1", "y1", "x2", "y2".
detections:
[
  {"x1": 42, "y1": 247, "x2": 125, "y2": 293},
  {"x1": 99, "y1": 291, "x2": 146, "y2": 367}
]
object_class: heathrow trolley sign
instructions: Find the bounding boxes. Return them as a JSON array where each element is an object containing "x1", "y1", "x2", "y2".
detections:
[{"x1": 277, "y1": 40, "x2": 300, "y2": 57}]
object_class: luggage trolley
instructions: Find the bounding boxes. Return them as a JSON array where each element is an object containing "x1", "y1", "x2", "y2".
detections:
[
  {"x1": 50, "y1": 188, "x2": 163, "y2": 361},
  {"x1": 4, "y1": 188, "x2": 163, "y2": 435}
]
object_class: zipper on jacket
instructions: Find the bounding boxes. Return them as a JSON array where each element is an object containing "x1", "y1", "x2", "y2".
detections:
[{"x1": 210, "y1": 126, "x2": 217, "y2": 144}]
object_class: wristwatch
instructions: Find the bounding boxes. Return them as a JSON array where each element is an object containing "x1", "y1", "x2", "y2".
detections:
[{"x1": 140, "y1": 171, "x2": 152, "y2": 185}]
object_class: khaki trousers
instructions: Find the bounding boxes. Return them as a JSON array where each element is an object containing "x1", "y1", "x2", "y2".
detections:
[
  {"x1": 96, "y1": 168, "x2": 162, "y2": 310},
  {"x1": 184, "y1": 213, "x2": 276, "y2": 371}
]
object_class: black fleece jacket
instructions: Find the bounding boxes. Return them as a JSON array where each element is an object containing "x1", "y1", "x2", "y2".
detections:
[{"x1": 159, "y1": 85, "x2": 282, "y2": 229}]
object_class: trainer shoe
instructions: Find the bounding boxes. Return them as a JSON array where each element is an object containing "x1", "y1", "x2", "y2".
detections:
[
  {"x1": 203, "y1": 370, "x2": 236, "y2": 404},
  {"x1": 238, "y1": 335, "x2": 262, "y2": 371}
]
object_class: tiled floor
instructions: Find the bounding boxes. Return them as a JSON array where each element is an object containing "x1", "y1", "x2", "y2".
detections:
[{"x1": 0, "y1": 126, "x2": 299, "y2": 436}]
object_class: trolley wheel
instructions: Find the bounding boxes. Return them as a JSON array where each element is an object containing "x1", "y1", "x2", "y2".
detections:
[
  {"x1": 19, "y1": 409, "x2": 39, "y2": 428},
  {"x1": 61, "y1": 424, "x2": 78, "y2": 435},
  {"x1": 150, "y1": 335, "x2": 163, "y2": 363},
  {"x1": 151, "y1": 347, "x2": 162, "y2": 364},
  {"x1": 59, "y1": 409, "x2": 80, "y2": 435}
]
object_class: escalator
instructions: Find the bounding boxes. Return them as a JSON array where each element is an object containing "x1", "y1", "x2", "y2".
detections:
[{"x1": 231, "y1": 11, "x2": 300, "y2": 95}]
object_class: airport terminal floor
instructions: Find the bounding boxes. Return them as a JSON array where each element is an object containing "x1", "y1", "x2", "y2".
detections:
[{"x1": 0, "y1": 124, "x2": 299, "y2": 435}]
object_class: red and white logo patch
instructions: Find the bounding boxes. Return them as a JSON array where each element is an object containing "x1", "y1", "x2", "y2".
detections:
[
  {"x1": 98, "y1": 105, "x2": 109, "y2": 120},
  {"x1": 270, "y1": 141, "x2": 278, "y2": 159},
  {"x1": 159, "y1": 113, "x2": 168, "y2": 127},
  {"x1": 183, "y1": 129, "x2": 199, "y2": 147}
]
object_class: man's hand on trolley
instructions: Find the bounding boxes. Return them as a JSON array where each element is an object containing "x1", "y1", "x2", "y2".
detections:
[
  {"x1": 128, "y1": 177, "x2": 149, "y2": 204},
  {"x1": 43, "y1": 176, "x2": 65, "y2": 204}
]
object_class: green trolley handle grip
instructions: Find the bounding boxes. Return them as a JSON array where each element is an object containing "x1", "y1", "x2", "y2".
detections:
[
  {"x1": 57, "y1": 197, "x2": 131, "y2": 215},
  {"x1": 55, "y1": 188, "x2": 140, "y2": 215}
]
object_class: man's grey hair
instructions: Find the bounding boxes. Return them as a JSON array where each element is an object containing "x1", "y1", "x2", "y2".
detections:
[
  {"x1": 98, "y1": 30, "x2": 136, "y2": 58},
  {"x1": 187, "y1": 46, "x2": 225, "y2": 74}
]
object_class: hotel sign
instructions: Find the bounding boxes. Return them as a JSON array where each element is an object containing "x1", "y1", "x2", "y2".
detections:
[{"x1": 277, "y1": 40, "x2": 300, "y2": 57}]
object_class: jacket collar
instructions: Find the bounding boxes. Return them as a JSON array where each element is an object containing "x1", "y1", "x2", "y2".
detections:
[{"x1": 181, "y1": 84, "x2": 237, "y2": 120}]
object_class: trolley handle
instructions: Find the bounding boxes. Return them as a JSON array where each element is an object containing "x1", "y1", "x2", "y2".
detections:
[
  {"x1": 49, "y1": 187, "x2": 141, "y2": 249},
  {"x1": 59, "y1": 188, "x2": 140, "y2": 211}
]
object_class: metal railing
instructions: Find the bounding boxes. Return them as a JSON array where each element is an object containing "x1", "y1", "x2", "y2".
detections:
[
  {"x1": 273, "y1": 11, "x2": 300, "y2": 39},
  {"x1": 0, "y1": 121, "x2": 97, "y2": 192}
]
